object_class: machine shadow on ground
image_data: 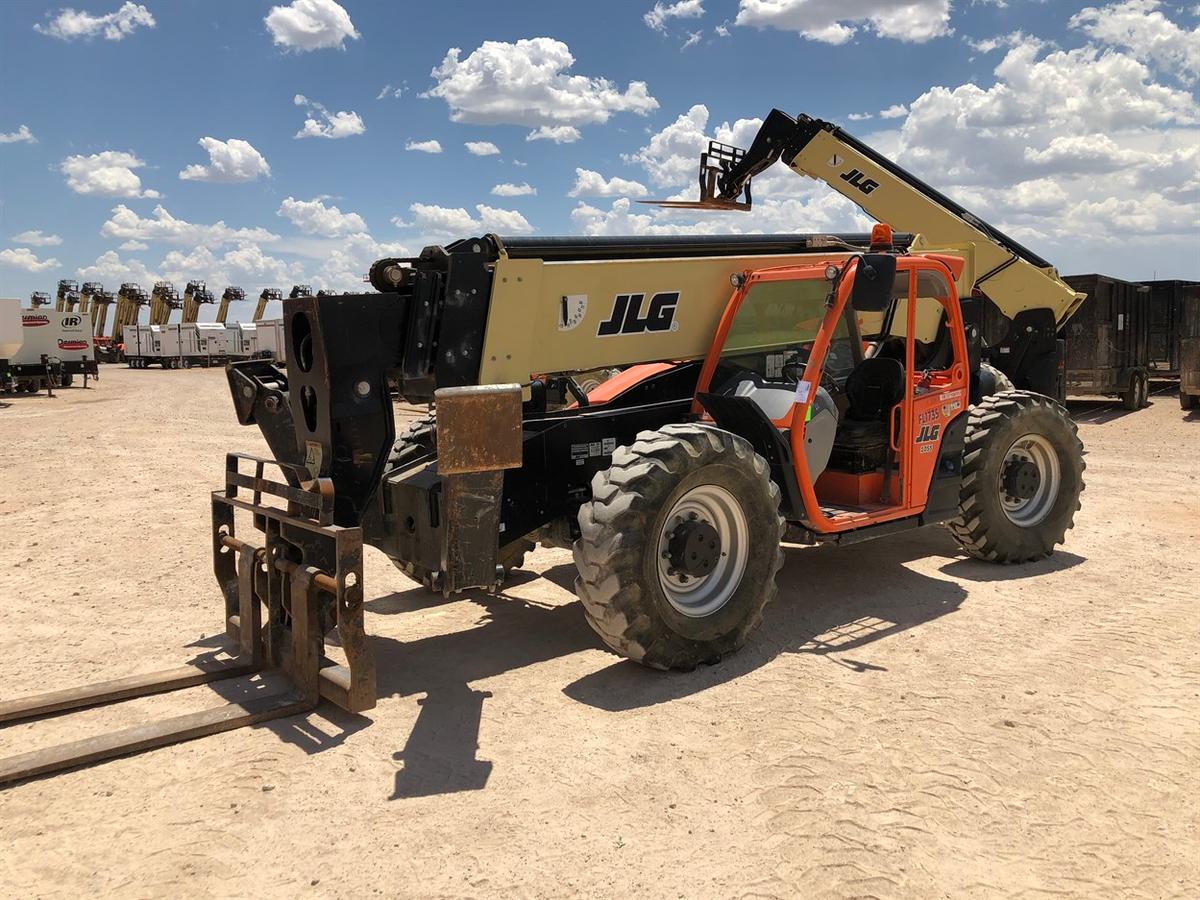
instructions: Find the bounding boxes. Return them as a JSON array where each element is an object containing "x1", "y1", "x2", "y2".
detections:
[
  {"x1": 372, "y1": 527, "x2": 1077, "y2": 797},
  {"x1": 178, "y1": 527, "x2": 1086, "y2": 799}
]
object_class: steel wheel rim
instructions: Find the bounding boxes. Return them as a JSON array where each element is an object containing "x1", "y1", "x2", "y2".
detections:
[
  {"x1": 656, "y1": 484, "x2": 749, "y2": 618},
  {"x1": 1000, "y1": 432, "x2": 1061, "y2": 527}
]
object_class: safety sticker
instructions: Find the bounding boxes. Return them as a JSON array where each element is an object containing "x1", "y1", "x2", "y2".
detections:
[
  {"x1": 794, "y1": 380, "x2": 812, "y2": 403},
  {"x1": 558, "y1": 294, "x2": 587, "y2": 331},
  {"x1": 570, "y1": 436, "x2": 617, "y2": 466},
  {"x1": 765, "y1": 353, "x2": 786, "y2": 379},
  {"x1": 304, "y1": 440, "x2": 323, "y2": 479}
]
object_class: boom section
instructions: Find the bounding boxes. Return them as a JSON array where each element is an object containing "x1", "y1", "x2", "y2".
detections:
[
  {"x1": 479, "y1": 244, "x2": 873, "y2": 384},
  {"x1": 708, "y1": 110, "x2": 1084, "y2": 327},
  {"x1": 787, "y1": 125, "x2": 1082, "y2": 324}
]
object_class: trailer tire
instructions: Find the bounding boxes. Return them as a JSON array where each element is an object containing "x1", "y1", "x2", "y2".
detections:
[
  {"x1": 573, "y1": 423, "x2": 785, "y2": 670},
  {"x1": 1121, "y1": 371, "x2": 1143, "y2": 411},
  {"x1": 947, "y1": 390, "x2": 1084, "y2": 564},
  {"x1": 59, "y1": 373, "x2": 73, "y2": 387},
  {"x1": 1139, "y1": 374, "x2": 1150, "y2": 408}
]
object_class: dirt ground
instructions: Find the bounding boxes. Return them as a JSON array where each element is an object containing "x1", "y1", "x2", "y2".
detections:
[{"x1": 0, "y1": 367, "x2": 1196, "y2": 899}]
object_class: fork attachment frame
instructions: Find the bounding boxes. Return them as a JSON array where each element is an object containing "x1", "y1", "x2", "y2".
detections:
[{"x1": 0, "y1": 453, "x2": 376, "y2": 786}]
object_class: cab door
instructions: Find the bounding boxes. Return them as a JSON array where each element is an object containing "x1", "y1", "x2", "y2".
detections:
[{"x1": 893, "y1": 263, "x2": 970, "y2": 516}]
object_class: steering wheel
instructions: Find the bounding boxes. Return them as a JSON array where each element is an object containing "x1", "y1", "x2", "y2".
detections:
[{"x1": 780, "y1": 348, "x2": 810, "y2": 383}]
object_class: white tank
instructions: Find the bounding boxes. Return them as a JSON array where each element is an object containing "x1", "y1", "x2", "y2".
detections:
[{"x1": 0, "y1": 298, "x2": 22, "y2": 359}]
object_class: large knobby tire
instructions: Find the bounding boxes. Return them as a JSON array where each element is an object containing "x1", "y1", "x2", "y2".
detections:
[
  {"x1": 947, "y1": 390, "x2": 1085, "y2": 563},
  {"x1": 386, "y1": 413, "x2": 436, "y2": 471},
  {"x1": 573, "y1": 423, "x2": 785, "y2": 670},
  {"x1": 980, "y1": 362, "x2": 1014, "y2": 395}
]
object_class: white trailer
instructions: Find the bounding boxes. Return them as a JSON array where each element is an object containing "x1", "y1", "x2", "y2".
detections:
[
  {"x1": 253, "y1": 318, "x2": 286, "y2": 363},
  {"x1": 224, "y1": 322, "x2": 258, "y2": 360},
  {"x1": 126, "y1": 323, "x2": 186, "y2": 369},
  {"x1": 180, "y1": 322, "x2": 229, "y2": 366},
  {"x1": 1, "y1": 298, "x2": 23, "y2": 393},
  {"x1": 8, "y1": 308, "x2": 97, "y2": 388}
]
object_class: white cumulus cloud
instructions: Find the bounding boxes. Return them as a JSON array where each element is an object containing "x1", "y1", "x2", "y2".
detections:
[
  {"x1": 100, "y1": 204, "x2": 280, "y2": 247},
  {"x1": 645, "y1": 1, "x2": 706, "y2": 32},
  {"x1": 879, "y1": 103, "x2": 908, "y2": 119},
  {"x1": 277, "y1": 197, "x2": 367, "y2": 236},
  {"x1": 735, "y1": 0, "x2": 952, "y2": 44},
  {"x1": 491, "y1": 182, "x2": 537, "y2": 197},
  {"x1": 61, "y1": 151, "x2": 159, "y2": 198},
  {"x1": 178, "y1": 137, "x2": 271, "y2": 182},
  {"x1": 409, "y1": 202, "x2": 534, "y2": 237},
  {"x1": 12, "y1": 230, "x2": 62, "y2": 246},
  {"x1": 465, "y1": 141, "x2": 501, "y2": 156},
  {"x1": 1070, "y1": 0, "x2": 1200, "y2": 83},
  {"x1": 423, "y1": 37, "x2": 658, "y2": 137},
  {"x1": 0, "y1": 125, "x2": 36, "y2": 144},
  {"x1": 77, "y1": 250, "x2": 159, "y2": 287},
  {"x1": 405, "y1": 139, "x2": 443, "y2": 153},
  {"x1": 882, "y1": 23, "x2": 1200, "y2": 271},
  {"x1": 294, "y1": 94, "x2": 366, "y2": 139},
  {"x1": 568, "y1": 168, "x2": 649, "y2": 197},
  {"x1": 527, "y1": 125, "x2": 582, "y2": 143},
  {"x1": 1, "y1": 247, "x2": 60, "y2": 272},
  {"x1": 118, "y1": 240, "x2": 148, "y2": 251},
  {"x1": 265, "y1": 0, "x2": 358, "y2": 52},
  {"x1": 35, "y1": 2, "x2": 155, "y2": 41}
]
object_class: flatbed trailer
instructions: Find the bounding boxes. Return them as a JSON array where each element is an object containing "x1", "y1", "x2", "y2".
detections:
[{"x1": 1061, "y1": 274, "x2": 1152, "y2": 409}]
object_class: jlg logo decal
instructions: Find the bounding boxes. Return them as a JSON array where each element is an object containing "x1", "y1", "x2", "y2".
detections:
[
  {"x1": 840, "y1": 168, "x2": 879, "y2": 195},
  {"x1": 597, "y1": 292, "x2": 679, "y2": 336},
  {"x1": 916, "y1": 423, "x2": 941, "y2": 443}
]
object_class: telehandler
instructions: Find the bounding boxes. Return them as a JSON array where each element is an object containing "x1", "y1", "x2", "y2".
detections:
[
  {"x1": 148, "y1": 281, "x2": 181, "y2": 326},
  {"x1": 110, "y1": 282, "x2": 149, "y2": 347},
  {"x1": 0, "y1": 111, "x2": 1087, "y2": 784},
  {"x1": 53, "y1": 279, "x2": 79, "y2": 312},
  {"x1": 181, "y1": 280, "x2": 215, "y2": 324},
  {"x1": 216, "y1": 286, "x2": 246, "y2": 325},
  {"x1": 252, "y1": 288, "x2": 282, "y2": 321}
]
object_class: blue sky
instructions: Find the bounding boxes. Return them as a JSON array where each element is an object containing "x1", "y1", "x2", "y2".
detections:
[{"x1": 1, "y1": 1, "x2": 1197, "y2": 317}]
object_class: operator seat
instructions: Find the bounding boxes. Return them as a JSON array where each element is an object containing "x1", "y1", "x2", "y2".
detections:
[
  {"x1": 844, "y1": 356, "x2": 905, "y2": 422},
  {"x1": 830, "y1": 356, "x2": 905, "y2": 473}
]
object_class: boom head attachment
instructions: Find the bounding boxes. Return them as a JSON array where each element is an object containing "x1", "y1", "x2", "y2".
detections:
[
  {"x1": 29, "y1": 291, "x2": 51, "y2": 307},
  {"x1": 642, "y1": 140, "x2": 754, "y2": 211}
]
